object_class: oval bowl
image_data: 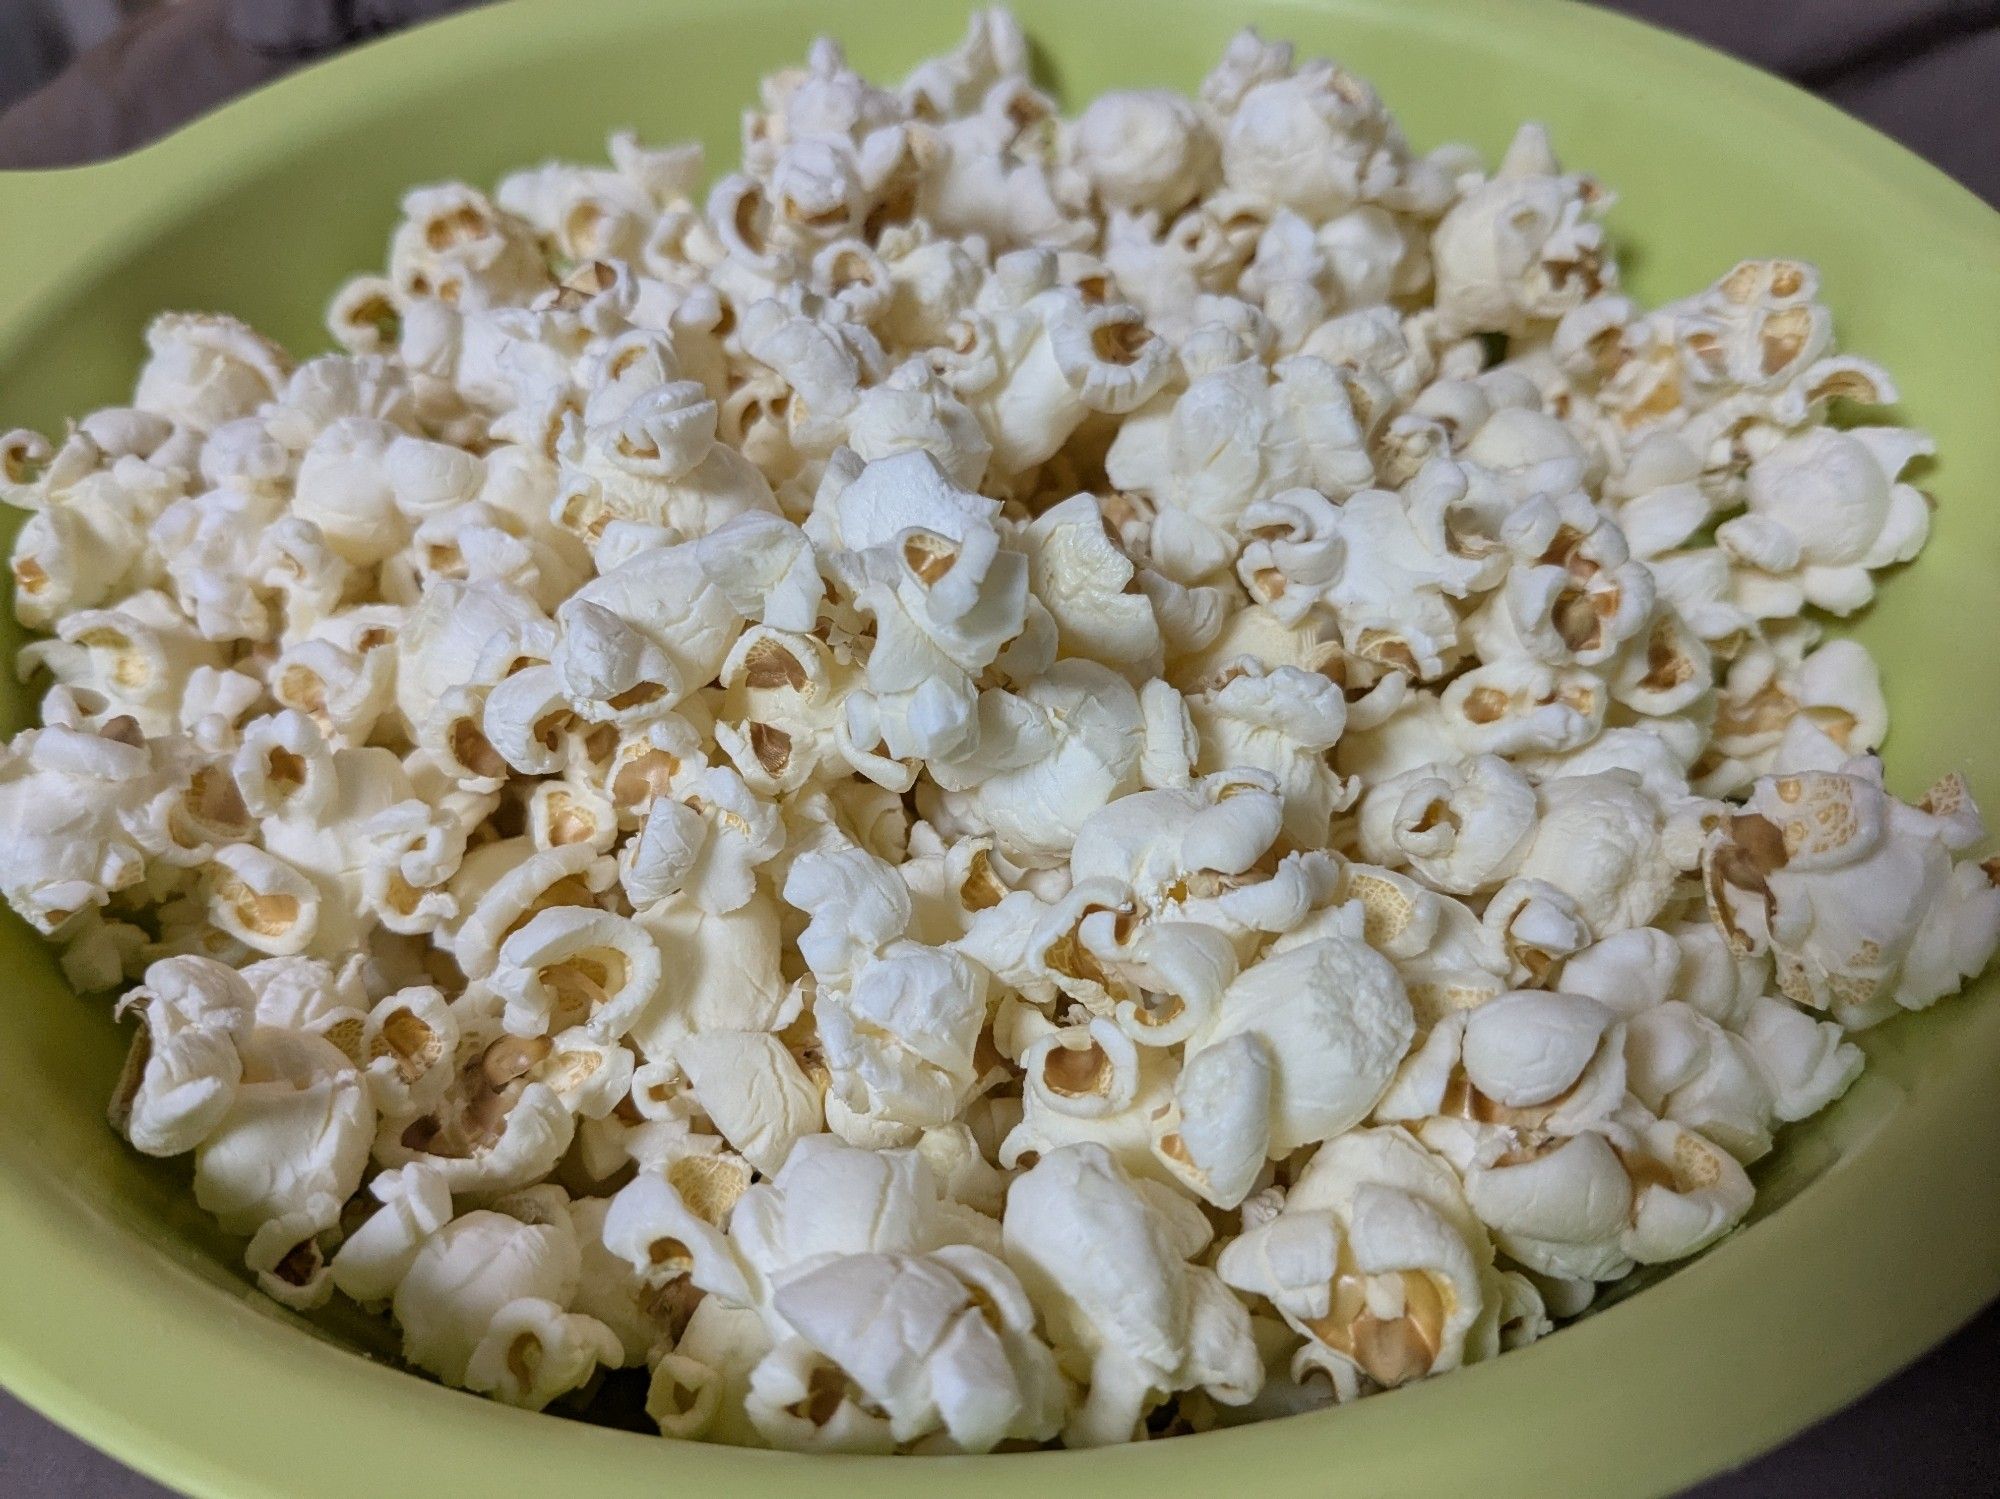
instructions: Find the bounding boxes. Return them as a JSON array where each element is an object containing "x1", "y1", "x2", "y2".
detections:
[{"x1": 0, "y1": 2, "x2": 1995, "y2": 1495}]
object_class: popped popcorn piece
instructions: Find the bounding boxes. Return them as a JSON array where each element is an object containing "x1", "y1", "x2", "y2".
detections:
[
  {"x1": 1431, "y1": 125, "x2": 1612, "y2": 339},
  {"x1": 1190, "y1": 903, "x2": 1415, "y2": 1152},
  {"x1": 763, "y1": 1247, "x2": 1066, "y2": 1451},
  {"x1": 392, "y1": 1195, "x2": 590, "y2": 1386},
  {"x1": 1218, "y1": 1127, "x2": 1499, "y2": 1397},
  {"x1": 1003, "y1": 1144, "x2": 1261, "y2": 1445},
  {"x1": 1703, "y1": 760, "x2": 2000, "y2": 1026}
]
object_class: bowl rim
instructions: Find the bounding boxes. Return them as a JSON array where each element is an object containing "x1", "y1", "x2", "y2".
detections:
[{"x1": 0, "y1": 2, "x2": 1996, "y2": 1496}]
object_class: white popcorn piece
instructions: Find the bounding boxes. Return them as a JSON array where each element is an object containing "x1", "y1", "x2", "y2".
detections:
[
  {"x1": 931, "y1": 660, "x2": 1146, "y2": 865},
  {"x1": 558, "y1": 372, "x2": 778, "y2": 542},
  {"x1": 191, "y1": 1028, "x2": 374, "y2": 1257},
  {"x1": 1003, "y1": 1144, "x2": 1261, "y2": 1445},
  {"x1": 1717, "y1": 426, "x2": 1931, "y2": 619},
  {"x1": 1106, "y1": 357, "x2": 1374, "y2": 586},
  {"x1": 21, "y1": 592, "x2": 227, "y2": 739},
  {"x1": 1357, "y1": 754, "x2": 1537, "y2": 894},
  {"x1": 205, "y1": 843, "x2": 324, "y2": 958},
  {"x1": 818, "y1": 938, "x2": 989, "y2": 1135},
  {"x1": 375, "y1": 1038, "x2": 578, "y2": 1199},
  {"x1": 1070, "y1": 89, "x2": 1217, "y2": 216},
  {"x1": 488, "y1": 905, "x2": 661, "y2": 1042},
  {"x1": 1431, "y1": 125, "x2": 1612, "y2": 339},
  {"x1": 1188, "y1": 663, "x2": 1350, "y2": 846},
  {"x1": 1703, "y1": 760, "x2": 2000, "y2": 1025},
  {"x1": 1156, "y1": 1031, "x2": 1272, "y2": 1208},
  {"x1": 1512, "y1": 771, "x2": 1690, "y2": 938},
  {"x1": 1218, "y1": 51, "x2": 1432, "y2": 222},
  {"x1": 108, "y1": 955, "x2": 257, "y2": 1156},
  {"x1": 1461, "y1": 989, "x2": 1621, "y2": 1109},
  {"x1": 1736, "y1": 995, "x2": 1863, "y2": 1123},
  {"x1": 392, "y1": 1200, "x2": 582, "y2": 1386},
  {"x1": 712, "y1": 627, "x2": 853, "y2": 795},
  {"x1": 1218, "y1": 1128, "x2": 1496, "y2": 1394},
  {"x1": 1019, "y1": 493, "x2": 1166, "y2": 681},
  {"x1": 328, "y1": 1161, "x2": 454, "y2": 1305},
  {"x1": 463, "y1": 1295, "x2": 624, "y2": 1410},
  {"x1": 1622, "y1": 1001, "x2": 1777, "y2": 1161},
  {"x1": 674, "y1": 1031, "x2": 823, "y2": 1175},
  {"x1": 359, "y1": 985, "x2": 459, "y2": 1116},
  {"x1": 1190, "y1": 903, "x2": 1414, "y2": 1153},
  {"x1": 446, "y1": 839, "x2": 615, "y2": 981},
  {"x1": 0, "y1": 725, "x2": 181, "y2": 933},
  {"x1": 812, "y1": 450, "x2": 1028, "y2": 761},
  {"x1": 724, "y1": 1135, "x2": 1004, "y2": 1322},
  {"x1": 766, "y1": 1247, "x2": 1066, "y2": 1451},
  {"x1": 646, "y1": 1351, "x2": 725, "y2": 1439},
  {"x1": 628, "y1": 891, "x2": 789, "y2": 1056},
  {"x1": 1001, "y1": 1016, "x2": 1175, "y2": 1181},
  {"x1": 1457, "y1": 1130, "x2": 1636, "y2": 1282},
  {"x1": 600, "y1": 1160, "x2": 749, "y2": 1316},
  {"x1": 1618, "y1": 1116, "x2": 1755, "y2": 1266},
  {"x1": 1237, "y1": 482, "x2": 1488, "y2": 684},
  {"x1": 132, "y1": 313, "x2": 290, "y2": 433}
]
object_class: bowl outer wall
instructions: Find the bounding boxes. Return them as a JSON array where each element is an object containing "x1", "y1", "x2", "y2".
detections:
[{"x1": 0, "y1": 1, "x2": 1995, "y2": 1495}]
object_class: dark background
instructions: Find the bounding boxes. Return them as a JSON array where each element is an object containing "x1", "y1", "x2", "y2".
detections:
[{"x1": 0, "y1": 1, "x2": 1994, "y2": 1494}]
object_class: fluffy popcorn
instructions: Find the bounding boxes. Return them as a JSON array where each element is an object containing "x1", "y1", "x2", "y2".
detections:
[
  {"x1": 109, "y1": 955, "x2": 258, "y2": 1157},
  {"x1": 5, "y1": 9, "x2": 1995, "y2": 1452},
  {"x1": 1189, "y1": 903, "x2": 1414, "y2": 1152},
  {"x1": 1430, "y1": 125, "x2": 1612, "y2": 339},
  {"x1": 764, "y1": 1247, "x2": 1067, "y2": 1451},
  {"x1": 1106, "y1": 356, "x2": 1376, "y2": 586},
  {"x1": 1003, "y1": 1144, "x2": 1261, "y2": 1445},
  {"x1": 191, "y1": 1028, "x2": 374, "y2": 1268},
  {"x1": 1217, "y1": 1128, "x2": 1499, "y2": 1397},
  {"x1": 929, "y1": 659, "x2": 1146, "y2": 863},
  {"x1": 1703, "y1": 760, "x2": 2000, "y2": 1026},
  {"x1": 392, "y1": 1194, "x2": 597, "y2": 1386}
]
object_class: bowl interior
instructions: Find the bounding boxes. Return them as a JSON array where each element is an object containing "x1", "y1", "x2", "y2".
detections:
[{"x1": 0, "y1": 1, "x2": 1995, "y2": 1496}]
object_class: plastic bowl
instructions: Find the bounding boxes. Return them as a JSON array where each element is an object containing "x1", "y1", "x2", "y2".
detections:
[{"x1": 0, "y1": 2, "x2": 1995, "y2": 1495}]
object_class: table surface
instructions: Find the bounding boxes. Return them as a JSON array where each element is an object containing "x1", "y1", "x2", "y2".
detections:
[{"x1": 0, "y1": 0, "x2": 1996, "y2": 1494}]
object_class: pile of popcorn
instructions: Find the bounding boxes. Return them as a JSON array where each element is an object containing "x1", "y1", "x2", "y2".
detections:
[{"x1": 5, "y1": 11, "x2": 1997, "y2": 1451}]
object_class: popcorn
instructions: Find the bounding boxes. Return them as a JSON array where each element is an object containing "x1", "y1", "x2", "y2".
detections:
[
  {"x1": 327, "y1": 1161, "x2": 453, "y2": 1304},
  {"x1": 1105, "y1": 356, "x2": 1375, "y2": 586},
  {"x1": 488, "y1": 906, "x2": 660, "y2": 1041},
  {"x1": 109, "y1": 955, "x2": 257, "y2": 1156},
  {"x1": 463, "y1": 1295, "x2": 625, "y2": 1410},
  {"x1": 1720, "y1": 426, "x2": 1932, "y2": 617},
  {"x1": 132, "y1": 313, "x2": 290, "y2": 433},
  {"x1": 1003, "y1": 1144, "x2": 1261, "y2": 1445},
  {"x1": 1431, "y1": 125, "x2": 1612, "y2": 339},
  {"x1": 676, "y1": 1030, "x2": 823, "y2": 1174},
  {"x1": 392, "y1": 1197, "x2": 592, "y2": 1386},
  {"x1": 765, "y1": 1248, "x2": 1066, "y2": 1451},
  {"x1": 810, "y1": 450, "x2": 1028, "y2": 761},
  {"x1": 1217, "y1": 55, "x2": 1434, "y2": 222},
  {"x1": 1217, "y1": 1128, "x2": 1500, "y2": 1397},
  {"x1": 1191, "y1": 903, "x2": 1415, "y2": 1152},
  {"x1": 191, "y1": 1028, "x2": 374, "y2": 1258},
  {"x1": 1512, "y1": 771, "x2": 1694, "y2": 937},
  {"x1": 931, "y1": 659, "x2": 1146, "y2": 864},
  {"x1": 1702, "y1": 760, "x2": 2000, "y2": 1026},
  {"x1": 3, "y1": 10, "x2": 1991, "y2": 1451},
  {"x1": 0, "y1": 723, "x2": 179, "y2": 933}
]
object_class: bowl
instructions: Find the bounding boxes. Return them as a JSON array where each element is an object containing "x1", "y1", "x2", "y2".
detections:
[{"x1": 0, "y1": 1, "x2": 1996, "y2": 1494}]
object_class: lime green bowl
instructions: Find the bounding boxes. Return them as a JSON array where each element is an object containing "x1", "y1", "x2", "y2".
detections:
[{"x1": 0, "y1": 1, "x2": 1996, "y2": 1495}]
